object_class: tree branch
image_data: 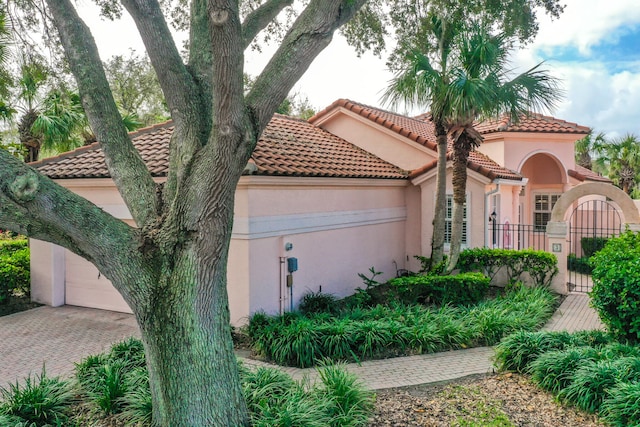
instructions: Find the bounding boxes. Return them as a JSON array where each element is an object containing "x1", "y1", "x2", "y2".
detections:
[
  {"x1": 241, "y1": 0, "x2": 293, "y2": 49},
  {"x1": 121, "y1": 0, "x2": 208, "y2": 202},
  {"x1": 246, "y1": 0, "x2": 366, "y2": 132},
  {"x1": 44, "y1": 0, "x2": 158, "y2": 229},
  {"x1": 0, "y1": 150, "x2": 148, "y2": 307}
]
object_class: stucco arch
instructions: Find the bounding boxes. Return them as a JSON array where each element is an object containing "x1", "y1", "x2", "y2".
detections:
[
  {"x1": 518, "y1": 151, "x2": 568, "y2": 184},
  {"x1": 550, "y1": 182, "x2": 640, "y2": 224}
]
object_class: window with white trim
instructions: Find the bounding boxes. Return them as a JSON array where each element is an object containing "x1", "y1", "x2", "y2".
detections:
[
  {"x1": 534, "y1": 193, "x2": 561, "y2": 231},
  {"x1": 444, "y1": 194, "x2": 467, "y2": 244}
]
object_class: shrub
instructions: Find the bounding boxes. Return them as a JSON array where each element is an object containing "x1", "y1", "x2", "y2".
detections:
[
  {"x1": 493, "y1": 330, "x2": 577, "y2": 373},
  {"x1": 590, "y1": 231, "x2": 640, "y2": 342},
  {"x1": 457, "y1": 248, "x2": 557, "y2": 287},
  {"x1": 559, "y1": 357, "x2": 640, "y2": 413},
  {"x1": 530, "y1": 347, "x2": 600, "y2": 393},
  {"x1": 299, "y1": 291, "x2": 339, "y2": 315},
  {"x1": 0, "y1": 369, "x2": 73, "y2": 426},
  {"x1": 601, "y1": 381, "x2": 640, "y2": 427},
  {"x1": 0, "y1": 244, "x2": 30, "y2": 304},
  {"x1": 251, "y1": 286, "x2": 556, "y2": 367},
  {"x1": 567, "y1": 253, "x2": 593, "y2": 274},
  {"x1": 581, "y1": 236, "x2": 608, "y2": 257},
  {"x1": 388, "y1": 272, "x2": 490, "y2": 306}
]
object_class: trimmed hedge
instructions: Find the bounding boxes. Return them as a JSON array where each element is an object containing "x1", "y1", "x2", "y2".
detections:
[
  {"x1": 457, "y1": 248, "x2": 558, "y2": 287},
  {"x1": 387, "y1": 272, "x2": 489, "y2": 306},
  {"x1": 590, "y1": 231, "x2": 640, "y2": 342},
  {"x1": 0, "y1": 239, "x2": 30, "y2": 304}
]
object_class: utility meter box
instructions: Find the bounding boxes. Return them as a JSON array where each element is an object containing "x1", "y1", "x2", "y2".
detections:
[{"x1": 287, "y1": 257, "x2": 298, "y2": 273}]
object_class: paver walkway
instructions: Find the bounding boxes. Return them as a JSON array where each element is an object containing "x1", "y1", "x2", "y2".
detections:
[{"x1": 0, "y1": 292, "x2": 603, "y2": 389}]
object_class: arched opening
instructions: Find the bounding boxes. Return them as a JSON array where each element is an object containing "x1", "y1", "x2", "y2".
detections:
[{"x1": 518, "y1": 152, "x2": 567, "y2": 237}]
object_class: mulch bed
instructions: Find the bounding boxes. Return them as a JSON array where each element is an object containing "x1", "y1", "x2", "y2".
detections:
[
  {"x1": 0, "y1": 295, "x2": 41, "y2": 317},
  {"x1": 372, "y1": 372, "x2": 603, "y2": 426}
]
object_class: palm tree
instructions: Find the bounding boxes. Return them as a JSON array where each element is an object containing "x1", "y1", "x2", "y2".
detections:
[
  {"x1": 593, "y1": 133, "x2": 640, "y2": 195},
  {"x1": 444, "y1": 23, "x2": 561, "y2": 269},
  {"x1": 575, "y1": 131, "x2": 606, "y2": 170},
  {"x1": 385, "y1": 16, "x2": 561, "y2": 271},
  {"x1": 382, "y1": 13, "x2": 461, "y2": 267}
]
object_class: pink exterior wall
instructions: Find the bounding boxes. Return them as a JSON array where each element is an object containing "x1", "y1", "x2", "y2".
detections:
[
  {"x1": 232, "y1": 176, "x2": 409, "y2": 323},
  {"x1": 314, "y1": 111, "x2": 436, "y2": 171},
  {"x1": 413, "y1": 168, "x2": 491, "y2": 257}
]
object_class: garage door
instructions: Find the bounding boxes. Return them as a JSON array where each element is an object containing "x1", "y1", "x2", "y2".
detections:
[{"x1": 65, "y1": 250, "x2": 132, "y2": 313}]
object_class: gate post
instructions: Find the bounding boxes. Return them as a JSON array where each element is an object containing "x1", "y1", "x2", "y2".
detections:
[{"x1": 546, "y1": 221, "x2": 568, "y2": 295}]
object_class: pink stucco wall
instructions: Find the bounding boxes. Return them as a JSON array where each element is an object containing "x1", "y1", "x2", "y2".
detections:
[{"x1": 314, "y1": 110, "x2": 436, "y2": 171}]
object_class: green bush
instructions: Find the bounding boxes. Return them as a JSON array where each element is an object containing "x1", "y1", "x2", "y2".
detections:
[
  {"x1": 0, "y1": 369, "x2": 73, "y2": 426},
  {"x1": 590, "y1": 231, "x2": 640, "y2": 342},
  {"x1": 299, "y1": 291, "x2": 339, "y2": 315},
  {"x1": 387, "y1": 272, "x2": 490, "y2": 306},
  {"x1": 601, "y1": 381, "x2": 640, "y2": 426},
  {"x1": 559, "y1": 357, "x2": 640, "y2": 413},
  {"x1": 0, "y1": 242, "x2": 30, "y2": 304},
  {"x1": 457, "y1": 248, "x2": 558, "y2": 287},
  {"x1": 493, "y1": 329, "x2": 614, "y2": 373},
  {"x1": 530, "y1": 347, "x2": 600, "y2": 394},
  {"x1": 581, "y1": 236, "x2": 608, "y2": 257},
  {"x1": 567, "y1": 253, "x2": 593, "y2": 274},
  {"x1": 250, "y1": 286, "x2": 557, "y2": 367}
]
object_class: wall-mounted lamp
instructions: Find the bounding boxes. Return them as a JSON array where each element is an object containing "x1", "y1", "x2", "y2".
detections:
[
  {"x1": 284, "y1": 242, "x2": 293, "y2": 251},
  {"x1": 489, "y1": 211, "x2": 497, "y2": 222}
]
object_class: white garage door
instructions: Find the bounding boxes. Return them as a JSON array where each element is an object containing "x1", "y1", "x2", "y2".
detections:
[{"x1": 65, "y1": 250, "x2": 132, "y2": 313}]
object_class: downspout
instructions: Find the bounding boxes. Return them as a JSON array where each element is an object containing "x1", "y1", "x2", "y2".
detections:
[{"x1": 484, "y1": 182, "x2": 501, "y2": 247}]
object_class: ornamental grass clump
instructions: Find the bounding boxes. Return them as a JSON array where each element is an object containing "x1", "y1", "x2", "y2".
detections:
[
  {"x1": 0, "y1": 369, "x2": 73, "y2": 426},
  {"x1": 601, "y1": 381, "x2": 640, "y2": 426},
  {"x1": 250, "y1": 286, "x2": 557, "y2": 368},
  {"x1": 530, "y1": 347, "x2": 600, "y2": 394}
]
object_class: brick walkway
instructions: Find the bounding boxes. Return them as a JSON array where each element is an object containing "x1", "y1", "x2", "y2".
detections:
[{"x1": 0, "y1": 293, "x2": 603, "y2": 389}]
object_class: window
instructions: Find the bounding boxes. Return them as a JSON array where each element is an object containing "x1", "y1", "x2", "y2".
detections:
[
  {"x1": 444, "y1": 194, "x2": 467, "y2": 244},
  {"x1": 534, "y1": 193, "x2": 560, "y2": 231}
]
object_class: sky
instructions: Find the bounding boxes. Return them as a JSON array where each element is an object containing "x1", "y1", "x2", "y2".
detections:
[{"x1": 77, "y1": 0, "x2": 640, "y2": 138}]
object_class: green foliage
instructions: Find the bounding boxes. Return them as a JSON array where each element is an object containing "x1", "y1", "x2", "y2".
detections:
[
  {"x1": 298, "y1": 291, "x2": 339, "y2": 316},
  {"x1": 566, "y1": 253, "x2": 592, "y2": 274},
  {"x1": 580, "y1": 236, "x2": 608, "y2": 257},
  {"x1": 530, "y1": 347, "x2": 600, "y2": 393},
  {"x1": 250, "y1": 286, "x2": 556, "y2": 368},
  {"x1": 493, "y1": 330, "x2": 614, "y2": 373},
  {"x1": 0, "y1": 369, "x2": 73, "y2": 426},
  {"x1": 601, "y1": 381, "x2": 640, "y2": 426},
  {"x1": 559, "y1": 357, "x2": 640, "y2": 413},
  {"x1": 388, "y1": 272, "x2": 490, "y2": 306},
  {"x1": 590, "y1": 231, "x2": 640, "y2": 342},
  {"x1": 0, "y1": 239, "x2": 29, "y2": 304},
  {"x1": 241, "y1": 363, "x2": 373, "y2": 427},
  {"x1": 457, "y1": 248, "x2": 557, "y2": 287},
  {"x1": 75, "y1": 337, "x2": 146, "y2": 417}
]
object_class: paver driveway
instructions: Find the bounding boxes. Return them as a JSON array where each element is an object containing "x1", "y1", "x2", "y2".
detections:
[
  {"x1": 0, "y1": 306, "x2": 139, "y2": 386},
  {"x1": 0, "y1": 293, "x2": 604, "y2": 389}
]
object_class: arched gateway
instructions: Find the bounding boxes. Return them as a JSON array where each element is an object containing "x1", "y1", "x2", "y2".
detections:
[{"x1": 546, "y1": 183, "x2": 640, "y2": 294}]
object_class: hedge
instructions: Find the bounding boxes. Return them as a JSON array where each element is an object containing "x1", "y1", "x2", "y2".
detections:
[
  {"x1": 456, "y1": 248, "x2": 557, "y2": 287},
  {"x1": 387, "y1": 272, "x2": 490, "y2": 306}
]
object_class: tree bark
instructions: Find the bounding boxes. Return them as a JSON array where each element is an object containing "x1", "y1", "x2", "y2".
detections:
[
  {"x1": 431, "y1": 121, "x2": 447, "y2": 267},
  {"x1": 448, "y1": 134, "x2": 472, "y2": 272},
  {"x1": 15, "y1": 1, "x2": 367, "y2": 425}
]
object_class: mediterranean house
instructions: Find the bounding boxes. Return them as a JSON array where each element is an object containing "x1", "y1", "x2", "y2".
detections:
[{"x1": 29, "y1": 99, "x2": 621, "y2": 324}]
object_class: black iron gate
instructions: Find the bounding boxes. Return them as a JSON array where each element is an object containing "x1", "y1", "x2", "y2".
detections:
[{"x1": 567, "y1": 200, "x2": 621, "y2": 292}]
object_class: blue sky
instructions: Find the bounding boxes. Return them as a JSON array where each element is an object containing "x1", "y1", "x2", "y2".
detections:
[{"x1": 81, "y1": 0, "x2": 640, "y2": 138}]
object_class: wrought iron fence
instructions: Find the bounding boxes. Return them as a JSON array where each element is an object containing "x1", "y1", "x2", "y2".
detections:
[{"x1": 486, "y1": 223, "x2": 548, "y2": 252}]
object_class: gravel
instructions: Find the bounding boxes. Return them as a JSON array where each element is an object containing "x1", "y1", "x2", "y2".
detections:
[{"x1": 371, "y1": 372, "x2": 604, "y2": 426}]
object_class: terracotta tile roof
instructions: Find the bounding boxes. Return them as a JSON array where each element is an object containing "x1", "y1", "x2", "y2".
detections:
[
  {"x1": 31, "y1": 115, "x2": 408, "y2": 180},
  {"x1": 312, "y1": 99, "x2": 523, "y2": 181},
  {"x1": 569, "y1": 165, "x2": 613, "y2": 183},
  {"x1": 310, "y1": 99, "x2": 439, "y2": 150},
  {"x1": 474, "y1": 113, "x2": 591, "y2": 135}
]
